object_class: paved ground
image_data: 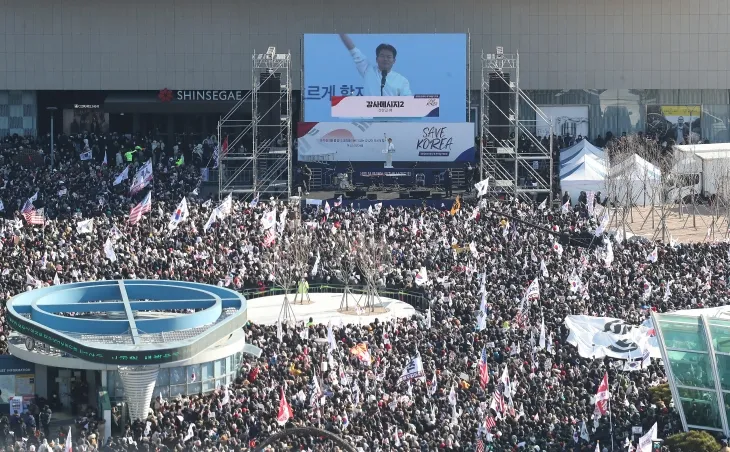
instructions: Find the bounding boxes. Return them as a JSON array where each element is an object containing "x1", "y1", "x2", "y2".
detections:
[
  {"x1": 613, "y1": 205, "x2": 730, "y2": 244},
  {"x1": 246, "y1": 292, "x2": 417, "y2": 325}
]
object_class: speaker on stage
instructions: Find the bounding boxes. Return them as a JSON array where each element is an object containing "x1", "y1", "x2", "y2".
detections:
[
  {"x1": 409, "y1": 190, "x2": 430, "y2": 199},
  {"x1": 257, "y1": 72, "x2": 281, "y2": 143},
  {"x1": 366, "y1": 193, "x2": 378, "y2": 200},
  {"x1": 346, "y1": 189, "x2": 366, "y2": 199},
  {"x1": 488, "y1": 73, "x2": 511, "y2": 142}
]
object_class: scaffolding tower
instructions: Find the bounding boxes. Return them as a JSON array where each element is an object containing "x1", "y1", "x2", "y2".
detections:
[
  {"x1": 217, "y1": 47, "x2": 292, "y2": 199},
  {"x1": 480, "y1": 48, "x2": 554, "y2": 203}
]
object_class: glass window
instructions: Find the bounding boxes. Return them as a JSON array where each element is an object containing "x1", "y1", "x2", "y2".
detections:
[
  {"x1": 667, "y1": 350, "x2": 715, "y2": 389},
  {"x1": 156, "y1": 369, "x2": 170, "y2": 387},
  {"x1": 113, "y1": 371, "x2": 125, "y2": 398},
  {"x1": 658, "y1": 316, "x2": 709, "y2": 352},
  {"x1": 215, "y1": 359, "x2": 227, "y2": 377},
  {"x1": 715, "y1": 355, "x2": 730, "y2": 391},
  {"x1": 201, "y1": 362, "x2": 214, "y2": 381},
  {"x1": 188, "y1": 364, "x2": 201, "y2": 383},
  {"x1": 202, "y1": 380, "x2": 215, "y2": 393},
  {"x1": 216, "y1": 378, "x2": 226, "y2": 389},
  {"x1": 170, "y1": 367, "x2": 186, "y2": 385},
  {"x1": 678, "y1": 387, "x2": 722, "y2": 429},
  {"x1": 155, "y1": 385, "x2": 170, "y2": 399},
  {"x1": 170, "y1": 385, "x2": 186, "y2": 399},
  {"x1": 106, "y1": 371, "x2": 115, "y2": 392},
  {"x1": 227, "y1": 356, "x2": 233, "y2": 372},
  {"x1": 709, "y1": 319, "x2": 730, "y2": 353},
  {"x1": 188, "y1": 382, "x2": 202, "y2": 395},
  {"x1": 701, "y1": 105, "x2": 730, "y2": 143}
]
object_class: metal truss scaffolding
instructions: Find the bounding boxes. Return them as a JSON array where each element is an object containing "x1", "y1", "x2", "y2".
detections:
[
  {"x1": 218, "y1": 47, "x2": 292, "y2": 198},
  {"x1": 480, "y1": 48, "x2": 553, "y2": 203}
]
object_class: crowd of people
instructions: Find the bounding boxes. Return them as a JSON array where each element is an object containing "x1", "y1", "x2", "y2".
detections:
[{"x1": 0, "y1": 132, "x2": 727, "y2": 451}]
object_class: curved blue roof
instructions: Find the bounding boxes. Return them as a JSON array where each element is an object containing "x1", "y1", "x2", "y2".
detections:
[{"x1": 7, "y1": 280, "x2": 247, "y2": 365}]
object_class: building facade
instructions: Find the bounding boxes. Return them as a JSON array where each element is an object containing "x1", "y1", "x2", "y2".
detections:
[
  {"x1": 653, "y1": 308, "x2": 730, "y2": 436},
  {"x1": 2, "y1": 0, "x2": 730, "y2": 140}
]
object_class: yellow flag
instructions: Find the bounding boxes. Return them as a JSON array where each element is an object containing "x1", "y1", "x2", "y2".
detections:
[{"x1": 450, "y1": 196, "x2": 461, "y2": 216}]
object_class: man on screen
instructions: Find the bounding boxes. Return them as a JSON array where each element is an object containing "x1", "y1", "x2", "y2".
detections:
[{"x1": 339, "y1": 34, "x2": 412, "y2": 96}]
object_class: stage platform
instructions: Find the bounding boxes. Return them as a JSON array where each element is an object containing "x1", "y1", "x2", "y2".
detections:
[
  {"x1": 302, "y1": 188, "x2": 471, "y2": 209},
  {"x1": 245, "y1": 292, "x2": 418, "y2": 326}
]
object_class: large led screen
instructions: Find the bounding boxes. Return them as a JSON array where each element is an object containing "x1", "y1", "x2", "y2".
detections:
[{"x1": 303, "y1": 33, "x2": 467, "y2": 122}]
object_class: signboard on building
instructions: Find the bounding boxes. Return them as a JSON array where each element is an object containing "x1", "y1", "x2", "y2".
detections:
[{"x1": 157, "y1": 89, "x2": 246, "y2": 102}]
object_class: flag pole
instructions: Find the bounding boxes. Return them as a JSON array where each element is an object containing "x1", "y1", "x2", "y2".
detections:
[{"x1": 608, "y1": 396, "x2": 615, "y2": 451}]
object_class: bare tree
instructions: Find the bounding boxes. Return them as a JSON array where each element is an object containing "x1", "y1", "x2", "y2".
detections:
[
  {"x1": 352, "y1": 231, "x2": 390, "y2": 312},
  {"x1": 604, "y1": 136, "x2": 638, "y2": 240},
  {"x1": 326, "y1": 231, "x2": 361, "y2": 311},
  {"x1": 264, "y1": 223, "x2": 313, "y2": 323}
]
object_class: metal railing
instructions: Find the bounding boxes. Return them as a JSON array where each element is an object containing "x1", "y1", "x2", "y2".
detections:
[{"x1": 239, "y1": 283, "x2": 429, "y2": 312}]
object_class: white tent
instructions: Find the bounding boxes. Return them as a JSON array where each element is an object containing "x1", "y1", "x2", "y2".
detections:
[
  {"x1": 560, "y1": 155, "x2": 607, "y2": 202},
  {"x1": 560, "y1": 140, "x2": 605, "y2": 167},
  {"x1": 608, "y1": 154, "x2": 661, "y2": 206},
  {"x1": 560, "y1": 154, "x2": 606, "y2": 178}
]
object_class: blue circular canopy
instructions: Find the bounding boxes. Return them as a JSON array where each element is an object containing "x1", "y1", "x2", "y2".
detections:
[{"x1": 7, "y1": 280, "x2": 247, "y2": 365}]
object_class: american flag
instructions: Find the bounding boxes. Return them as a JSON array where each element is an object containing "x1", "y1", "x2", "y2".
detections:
[
  {"x1": 478, "y1": 346, "x2": 490, "y2": 389},
  {"x1": 476, "y1": 438, "x2": 485, "y2": 452},
  {"x1": 128, "y1": 192, "x2": 152, "y2": 225},
  {"x1": 263, "y1": 229, "x2": 276, "y2": 247},
  {"x1": 22, "y1": 208, "x2": 45, "y2": 225},
  {"x1": 485, "y1": 415, "x2": 496, "y2": 430}
]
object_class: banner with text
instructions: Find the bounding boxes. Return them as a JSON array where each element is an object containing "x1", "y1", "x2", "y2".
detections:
[
  {"x1": 297, "y1": 122, "x2": 475, "y2": 163},
  {"x1": 331, "y1": 95, "x2": 440, "y2": 118}
]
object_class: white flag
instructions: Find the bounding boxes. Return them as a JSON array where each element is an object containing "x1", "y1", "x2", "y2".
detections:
[
  {"x1": 76, "y1": 219, "x2": 94, "y2": 235},
  {"x1": 261, "y1": 210, "x2": 277, "y2": 230},
  {"x1": 595, "y1": 211, "x2": 610, "y2": 236},
  {"x1": 311, "y1": 252, "x2": 320, "y2": 276},
  {"x1": 103, "y1": 238, "x2": 117, "y2": 262},
  {"x1": 539, "y1": 318, "x2": 546, "y2": 350},
  {"x1": 65, "y1": 426, "x2": 72, "y2": 452},
  {"x1": 53, "y1": 273, "x2": 61, "y2": 286},
  {"x1": 414, "y1": 267, "x2": 428, "y2": 286},
  {"x1": 217, "y1": 193, "x2": 233, "y2": 219},
  {"x1": 474, "y1": 177, "x2": 490, "y2": 197},
  {"x1": 637, "y1": 422, "x2": 657, "y2": 452},
  {"x1": 113, "y1": 166, "x2": 130, "y2": 186},
  {"x1": 398, "y1": 354, "x2": 426, "y2": 384},
  {"x1": 537, "y1": 198, "x2": 547, "y2": 210},
  {"x1": 448, "y1": 383, "x2": 457, "y2": 406},
  {"x1": 540, "y1": 259, "x2": 549, "y2": 278},
  {"x1": 80, "y1": 150, "x2": 93, "y2": 161},
  {"x1": 327, "y1": 321, "x2": 336, "y2": 352},
  {"x1": 561, "y1": 200, "x2": 570, "y2": 214},
  {"x1": 203, "y1": 209, "x2": 218, "y2": 232},
  {"x1": 168, "y1": 197, "x2": 190, "y2": 230},
  {"x1": 646, "y1": 246, "x2": 658, "y2": 263}
]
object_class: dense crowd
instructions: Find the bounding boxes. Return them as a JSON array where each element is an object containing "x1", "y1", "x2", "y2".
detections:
[{"x1": 0, "y1": 132, "x2": 727, "y2": 451}]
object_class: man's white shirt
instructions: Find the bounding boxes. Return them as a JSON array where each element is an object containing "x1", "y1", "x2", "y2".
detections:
[
  {"x1": 388, "y1": 142, "x2": 396, "y2": 153},
  {"x1": 350, "y1": 48, "x2": 412, "y2": 96}
]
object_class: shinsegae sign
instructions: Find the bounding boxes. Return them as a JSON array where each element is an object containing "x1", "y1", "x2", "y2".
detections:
[{"x1": 176, "y1": 90, "x2": 244, "y2": 101}]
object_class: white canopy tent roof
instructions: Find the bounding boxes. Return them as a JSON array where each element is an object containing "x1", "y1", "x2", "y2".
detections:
[
  {"x1": 560, "y1": 140, "x2": 605, "y2": 166},
  {"x1": 608, "y1": 154, "x2": 661, "y2": 206},
  {"x1": 560, "y1": 155, "x2": 607, "y2": 201}
]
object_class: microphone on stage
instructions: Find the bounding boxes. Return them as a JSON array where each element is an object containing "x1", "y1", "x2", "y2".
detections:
[{"x1": 381, "y1": 70, "x2": 387, "y2": 96}]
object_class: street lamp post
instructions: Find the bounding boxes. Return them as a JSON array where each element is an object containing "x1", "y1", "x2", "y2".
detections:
[{"x1": 47, "y1": 107, "x2": 58, "y2": 167}]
